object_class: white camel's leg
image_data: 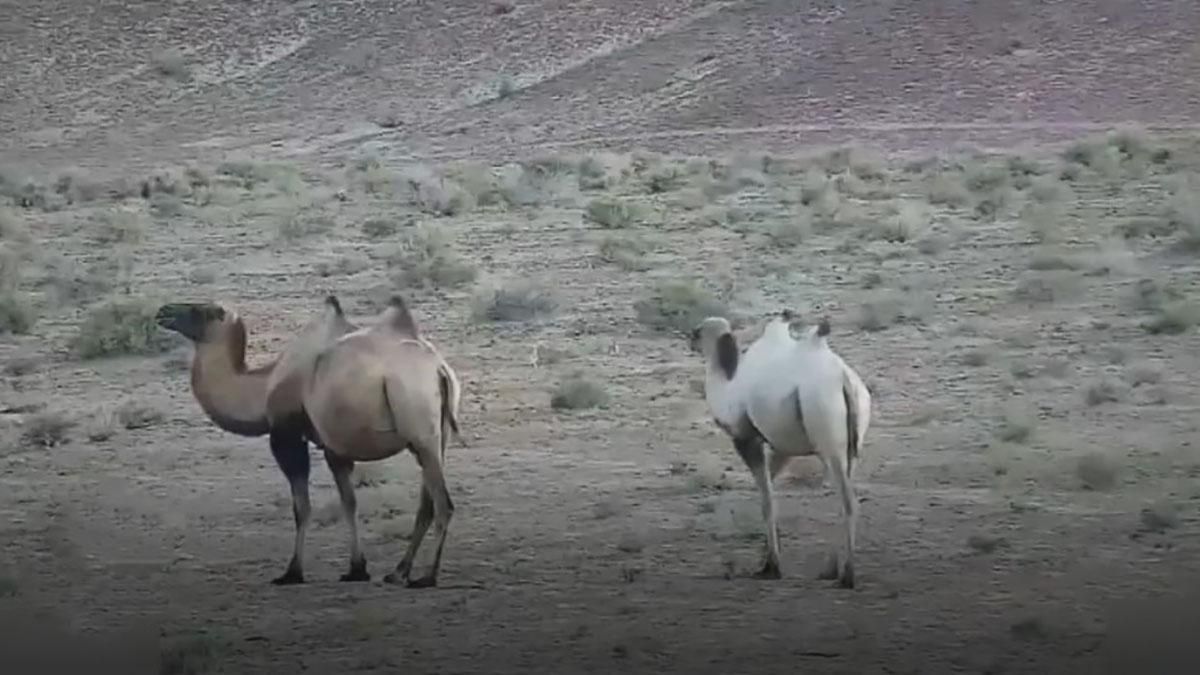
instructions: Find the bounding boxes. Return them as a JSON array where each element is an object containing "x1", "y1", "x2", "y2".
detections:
[
  {"x1": 405, "y1": 440, "x2": 454, "y2": 589},
  {"x1": 269, "y1": 425, "x2": 310, "y2": 585},
  {"x1": 325, "y1": 451, "x2": 370, "y2": 582},
  {"x1": 825, "y1": 451, "x2": 858, "y2": 589},
  {"x1": 384, "y1": 483, "x2": 432, "y2": 585},
  {"x1": 734, "y1": 435, "x2": 781, "y2": 579}
]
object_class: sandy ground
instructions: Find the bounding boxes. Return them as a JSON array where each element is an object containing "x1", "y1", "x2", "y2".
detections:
[{"x1": 2, "y1": 2, "x2": 1200, "y2": 674}]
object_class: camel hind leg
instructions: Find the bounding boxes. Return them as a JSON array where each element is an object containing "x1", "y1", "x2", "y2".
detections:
[
  {"x1": 324, "y1": 450, "x2": 370, "y2": 582},
  {"x1": 403, "y1": 438, "x2": 454, "y2": 588},
  {"x1": 384, "y1": 479, "x2": 433, "y2": 585},
  {"x1": 826, "y1": 451, "x2": 858, "y2": 588}
]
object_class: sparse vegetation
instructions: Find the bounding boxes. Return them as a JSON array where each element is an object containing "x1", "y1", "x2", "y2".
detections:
[
  {"x1": 4, "y1": 126, "x2": 1200, "y2": 667},
  {"x1": 995, "y1": 406, "x2": 1035, "y2": 444},
  {"x1": 1085, "y1": 378, "x2": 1124, "y2": 406},
  {"x1": 585, "y1": 197, "x2": 638, "y2": 228},
  {"x1": 21, "y1": 411, "x2": 73, "y2": 448},
  {"x1": 551, "y1": 373, "x2": 610, "y2": 410},
  {"x1": 0, "y1": 287, "x2": 36, "y2": 334},
  {"x1": 72, "y1": 296, "x2": 174, "y2": 359},
  {"x1": 160, "y1": 632, "x2": 225, "y2": 675},
  {"x1": 1076, "y1": 452, "x2": 1118, "y2": 491},
  {"x1": 597, "y1": 235, "x2": 650, "y2": 271},
  {"x1": 150, "y1": 48, "x2": 191, "y2": 81},
  {"x1": 633, "y1": 279, "x2": 731, "y2": 333},
  {"x1": 387, "y1": 224, "x2": 477, "y2": 289},
  {"x1": 362, "y1": 217, "x2": 402, "y2": 239},
  {"x1": 471, "y1": 279, "x2": 558, "y2": 322}
]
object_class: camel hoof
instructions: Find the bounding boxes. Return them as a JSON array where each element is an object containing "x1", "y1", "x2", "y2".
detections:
[
  {"x1": 817, "y1": 554, "x2": 840, "y2": 581},
  {"x1": 382, "y1": 571, "x2": 407, "y2": 585},
  {"x1": 837, "y1": 562, "x2": 855, "y2": 589},
  {"x1": 752, "y1": 561, "x2": 782, "y2": 580},
  {"x1": 405, "y1": 575, "x2": 437, "y2": 589},
  {"x1": 270, "y1": 569, "x2": 305, "y2": 585},
  {"x1": 340, "y1": 567, "x2": 371, "y2": 583}
]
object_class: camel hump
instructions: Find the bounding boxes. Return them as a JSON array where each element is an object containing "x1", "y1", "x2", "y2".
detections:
[
  {"x1": 324, "y1": 295, "x2": 344, "y2": 316},
  {"x1": 379, "y1": 295, "x2": 420, "y2": 337}
]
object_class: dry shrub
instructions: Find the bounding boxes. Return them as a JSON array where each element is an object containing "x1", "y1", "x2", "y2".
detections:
[
  {"x1": 387, "y1": 224, "x2": 477, "y2": 289},
  {"x1": 598, "y1": 235, "x2": 651, "y2": 271},
  {"x1": 551, "y1": 373, "x2": 610, "y2": 410},
  {"x1": 72, "y1": 296, "x2": 175, "y2": 359},
  {"x1": 633, "y1": 279, "x2": 732, "y2": 334},
  {"x1": 585, "y1": 197, "x2": 638, "y2": 228},
  {"x1": 1076, "y1": 452, "x2": 1118, "y2": 491},
  {"x1": 471, "y1": 279, "x2": 558, "y2": 322},
  {"x1": 21, "y1": 411, "x2": 74, "y2": 448}
]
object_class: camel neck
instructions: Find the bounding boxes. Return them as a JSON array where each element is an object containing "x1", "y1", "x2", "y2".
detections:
[{"x1": 189, "y1": 338, "x2": 274, "y2": 437}]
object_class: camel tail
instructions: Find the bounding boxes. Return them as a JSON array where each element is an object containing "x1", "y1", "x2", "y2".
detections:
[
  {"x1": 437, "y1": 365, "x2": 464, "y2": 451},
  {"x1": 843, "y1": 381, "x2": 859, "y2": 472}
]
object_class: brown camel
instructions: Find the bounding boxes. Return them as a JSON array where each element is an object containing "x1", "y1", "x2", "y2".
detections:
[
  {"x1": 156, "y1": 295, "x2": 463, "y2": 587},
  {"x1": 298, "y1": 295, "x2": 463, "y2": 587}
]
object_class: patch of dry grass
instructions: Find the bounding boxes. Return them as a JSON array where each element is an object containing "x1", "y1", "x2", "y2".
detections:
[
  {"x1": 471, "y1": 279, "x2": 559, "y2": 322},
  {"x1": 386, "y1": 224, "x2": 477, "y2": 289},
  {"x1": 1076, "y1": 452, "x2": 1119, "y2": 491},
  {"x1": 21, "y1": 411, "x2": 74, "y2": 448},
  {"x1": 92, "y1": 207, "x2": 147, "y2": 245},
  {"x1": 585, "y1": 197, "x2": 638, "y2": 228},
  {"x1": 855, "y1": 290, "x2": 931, "y2": 331},
  {"x1": 72, "y1": 295, "x2": 175, "y2": 359},
  {"x1": 633, "y1": 279, "x2": 732, "y2": 334},
  {"x1": 150, "y1": 48, "x2": 191, "y2": 82},
  {"x1": 551, "y1": 373, "x2": 610, "y2": 410},
  {"x1": 597, "y1": 235, "x2": 651, "y2": 271}
]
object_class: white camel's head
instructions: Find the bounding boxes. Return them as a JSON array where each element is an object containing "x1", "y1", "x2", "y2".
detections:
[
  {"x1": 689, "y1": 316, "x2": 734, "y2": 357},
  {"x1": 155, "y1": 301, "x2": 240, "y2": 344}
]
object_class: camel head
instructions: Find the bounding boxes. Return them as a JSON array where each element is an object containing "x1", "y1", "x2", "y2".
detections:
[
  {"x1": 689, "y1": 316, "x2": 734, "y2": 356},
  {"x1": 155, "y1": 302, "x2": 237, "y2": 343}
]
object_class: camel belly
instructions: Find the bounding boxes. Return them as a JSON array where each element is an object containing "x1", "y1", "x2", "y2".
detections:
[
  {"x1": 306, "y1": 373, "x2": 409, "y2": 461},
  {"x1": 746, "y1": 386, "x2": 816, "y2": 458}
]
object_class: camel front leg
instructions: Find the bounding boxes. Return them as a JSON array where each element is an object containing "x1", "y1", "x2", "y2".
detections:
[
  {"x1": 325, "y1": 451, "x2": 369, "y2": 582},
  {"x1": 734, "y1": 435, "x2": 781, "y2": 579},
  {"x1": 269, "y1": 426, "x2": 311, "y2": 585}
]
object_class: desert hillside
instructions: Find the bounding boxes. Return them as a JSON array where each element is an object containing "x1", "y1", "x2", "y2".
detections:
[
  {"x1": 2, "y1": 2, "x2": 1199, "y2": 674},
  {"x1": 2, "y1": 0, "x2": 1198, "y2": 171}
]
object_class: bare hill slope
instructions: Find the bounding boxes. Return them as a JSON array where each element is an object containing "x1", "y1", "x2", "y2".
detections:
[{"x1": 3, "y1": 0, "x2": 1198, "y2": 171}]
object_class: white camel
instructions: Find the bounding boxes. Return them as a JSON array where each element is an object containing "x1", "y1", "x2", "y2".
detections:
[{"x1": 690, "y1": 309, "x2": 871, "y2": 588}]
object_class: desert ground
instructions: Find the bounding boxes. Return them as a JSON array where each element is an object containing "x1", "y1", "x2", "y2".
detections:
[{"x1": 3, "y1": 1, "x2": 1200, "y2": 674}]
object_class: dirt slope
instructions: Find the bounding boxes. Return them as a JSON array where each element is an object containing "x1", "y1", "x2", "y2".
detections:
[{"x1": 2, "y1": 0, "x2": 1198, "y2": 171}]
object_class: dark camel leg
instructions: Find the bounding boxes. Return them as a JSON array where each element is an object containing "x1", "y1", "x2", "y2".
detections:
[
  {"x1": 325, "y1": 450, "x2": 370, "y2": 582},
  {"x1": 269, "y1": 426, "x2": 310, "y2": 585},
  {"x1": 733, "y1": 435, "x2": 782, "y2": 580}
]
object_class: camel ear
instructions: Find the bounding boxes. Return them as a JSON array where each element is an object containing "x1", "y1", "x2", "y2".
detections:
[{"x1": 715, "y1": 332, "x2": 739, "y2": 379}]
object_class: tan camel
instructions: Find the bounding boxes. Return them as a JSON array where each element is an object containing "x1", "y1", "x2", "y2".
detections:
[
  {"x1": 156, "y1": 294, "x2": 463, "y2": 587},
  {"x1": 296, "y1": 294, "x2": 463, "y2": 587}
]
